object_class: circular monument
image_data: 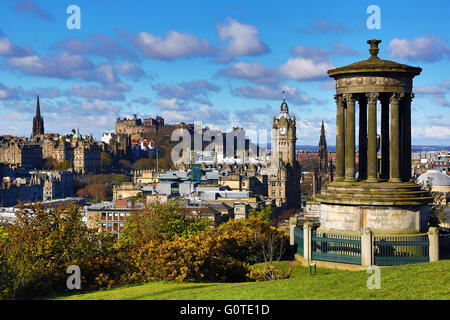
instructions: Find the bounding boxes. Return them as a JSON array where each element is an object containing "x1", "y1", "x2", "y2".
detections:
[{"x1": 315, "y1": 40, "x2": 433, "y2": 235}]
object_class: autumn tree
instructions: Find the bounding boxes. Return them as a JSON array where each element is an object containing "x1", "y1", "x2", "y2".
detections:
[
  {"x1": 54, "y1": 160, "x2": 71, "y2": 170},
  {"x1": 133, "y1": 158, "x2": 153, "y2": 170},
  {"x1": 101, "y1": 152, "x2": 113, "y2": 171},
  {"x1": 0, "y1": 204, "x2": 120, "y2": 299}
]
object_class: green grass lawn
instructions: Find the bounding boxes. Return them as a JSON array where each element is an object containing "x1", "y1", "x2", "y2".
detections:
[{"x1": 52, "y1": 260, "x2": 450, "y2": 300}]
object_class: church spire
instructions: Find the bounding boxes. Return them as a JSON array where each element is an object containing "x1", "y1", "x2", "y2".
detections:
[
  {"x1": 319, "y1": 120, "x2": 328, "y2": 171},
  {"x1": 32, "y1": 94, "x2": 44, "y2": 137},
  {"x1": 36, "y1": 95, "x2": 41, "y2": 117}
]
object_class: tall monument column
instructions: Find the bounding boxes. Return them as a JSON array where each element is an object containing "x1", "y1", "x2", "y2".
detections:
[
  {"x1": 380, "y1": 95, "x2": 390, "y2": 180},
  {"x1": 389, "y1": 93, "x2": 403, "y2": 183},
  {"x1": 344, "y1": 94, "x2": 356, "y2": 181},
  {"x1": 402, "y1": 93, "x2": 413, "y2": 181},
  {"x1": 366, "y1": 92, "x2": 379, "y2": 182},
  {"x1": 316, "y1": 39, "x2": 432, "y2": 236},
  {"x1": 334, "y1": 94, "x2": 345, "y2": 181},
  {"x1": 358, "y1": 95, "x2": 367, "y2": 180}
]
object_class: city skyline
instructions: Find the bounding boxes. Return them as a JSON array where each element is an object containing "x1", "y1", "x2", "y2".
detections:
[{"x1": 0, "y1": 0, "x2": 449, "y2": 145}]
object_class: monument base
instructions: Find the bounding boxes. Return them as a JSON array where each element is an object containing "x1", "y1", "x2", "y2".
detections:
[
  {"x1": 315, "y1": 180, "x2": 433, "y2": 234},
  {"x1": 317, "y1": 203, "x2": 429, "y2": 234}
]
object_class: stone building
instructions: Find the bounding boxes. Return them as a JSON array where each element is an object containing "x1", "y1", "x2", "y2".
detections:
[
  {"x1": 31, "y1": 170, "x2": 74, "y2": 200},
  {"x1": 115, "y1": 114, "x2": 164, "y2": 136},
  {"x1": 267, "y1": 99, "x2": 301, "y2": 208},
  {"x1": 0, "y1": 138, "x2": 42, "y2": 169},
  {"x1": 0, "y1": 170, "x2": 74, "y2": 206},
  {"x1": 133, "y1": 169, "x2": 159, "y2": 185},
  {"x1": 40, "y1": 135, "x2": 71, "y2": 162},
  {"x1": 72, "y1": 137, "x2": 102, "y2": 174}
]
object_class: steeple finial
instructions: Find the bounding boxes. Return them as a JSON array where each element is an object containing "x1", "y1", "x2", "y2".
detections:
[
  {"x1": 367, "y1": 39, "x2": 381, "y2": 57},
  {"x1": 36, "y1": 95, "x2": 41, "y2": 117}
]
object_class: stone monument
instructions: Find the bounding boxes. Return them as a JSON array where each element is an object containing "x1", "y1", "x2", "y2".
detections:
[{"x1": 315, "y1": 39, "x2": 433, "y2": 235}]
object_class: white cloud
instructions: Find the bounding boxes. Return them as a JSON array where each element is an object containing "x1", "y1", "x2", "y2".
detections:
[
  {"x1": 217, "y1": 18, "x2": 269, "y2": 58},
  {"x1": 280, "y1": 57, "x2": 334, "y2": 81},
  {"x1": 156, "y1": 98, "x2": 191, "y2": 111},
  {"x1": 132, "y1": 30, "x2": 214, "y2": 60},
  {"x1": 217, "y1": 61, "x2": 280, "y2": 84},
  {"x1": 388, "y1": 36, "x2": 449, "y2": 62}
]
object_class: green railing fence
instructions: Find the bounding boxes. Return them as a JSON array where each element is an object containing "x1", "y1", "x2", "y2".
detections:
[
  {"x1": 373, "y1": 234, "x2": 429, "y2": 266},
  {"x1": 311, "y1": 230, "x2": 361, "y2": 265},
  {"x1": 294, "y1": 227, "x2": 304, "y2": 256},
  {"x1": 438, "y1": 233, "x2": 450, "y2": 260}
]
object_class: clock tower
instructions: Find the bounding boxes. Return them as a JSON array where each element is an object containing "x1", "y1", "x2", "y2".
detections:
[{"x1": 268, "y1": 99, "x2": 301, "y2": 208}]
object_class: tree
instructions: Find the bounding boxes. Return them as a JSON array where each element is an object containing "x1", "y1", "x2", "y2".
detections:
[
  {"x1": 118, "y1": 200, "x2": 209, "y2": 249},
  {"x1": 248, "y1": 205, "x2": 273, "y2": 225},
  {"x1": 133, "y1": 158, "x2": 153, "y2": 170},
  {"x1": 86, "y1": 183, "x2": 107, "y2": 202},
  {"x1": 0, "y1": 204, "x2": 120, "y2": 299},
  {"x1": 43, "y1": 157, "x2": 57, "y2": 170},
  {"x1": 76, "y1": 188, "x2": 89, "y2": 198},
  {"x1": 54, "y1": 160, "x2": 71, "y2": 171},
  {"x1": 101, "y1": 152, "x2": 113, "y2": 171},
  {"x1": 118, "y1": 159, "x2": 132, "y2": 172},
  {"x1": 424, "y1": 177, "x2": 447, "y2": 227},
  {"x1": 111, "y1": 173, "x2": 130, "y2": 186}
]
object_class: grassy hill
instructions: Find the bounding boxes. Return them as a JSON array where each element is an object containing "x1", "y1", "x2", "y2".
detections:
[{"x1": 52, "y1": 260, "x2": 450, "y2": 300}]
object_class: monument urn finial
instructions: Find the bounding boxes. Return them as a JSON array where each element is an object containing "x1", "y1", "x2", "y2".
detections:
[{"x1": 367, "y1": 39, "x2": 381, "y2": 57}]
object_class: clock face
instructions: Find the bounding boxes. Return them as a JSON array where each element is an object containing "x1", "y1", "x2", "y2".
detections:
[{"x1": 279, "y1": 127, "x2": 287, "y2": 135}]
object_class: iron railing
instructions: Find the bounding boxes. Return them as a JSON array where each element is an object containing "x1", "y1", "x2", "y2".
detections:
[
  {"x1": 294, "y1": 227, "x2": 304, "y2": 256},
  {"x1": 439, "y1": 233, "x2": 450, "y2": 260},
  {"x1": 311, "y1": 230, "x2": 361, "y2": 265},
  {"x1": 373, "y1": 234, "x2": 429, "y2": 266}
]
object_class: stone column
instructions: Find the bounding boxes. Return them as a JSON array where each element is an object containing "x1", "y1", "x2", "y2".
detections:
[
  {"x1": 358, "y1": 95, "x2": 367, "y2": 180},
  {"x1": 334, "y1": 95, "x2": 345, "y2": 181},
  {"x1": 389, "y1": 93, "x2": 403, "y2": 183},
  {"x1": 289, "y1": 217, "x2": 296, "y2": 246},
  {"x1": 380, "y1": 96, "x2": 390, "y2": 180},
  {"x1": 361, "y1": 227, "x2": 373, "y2": 267},
  {"x1": 402, "y1": 93, "x2": 413, "y2": 181},
  {"x1": 428, "y1": 227, "x2": 439, "y2": 262},
  {"x1": 344, "y1": 94, "x2": 356, "y2": 182},
  {"x1": 303, "y1": 222, "x2": 312, "y2": 262},
  {"x1": 366, "y1": 93, "x2": 379, "y2": 182}
]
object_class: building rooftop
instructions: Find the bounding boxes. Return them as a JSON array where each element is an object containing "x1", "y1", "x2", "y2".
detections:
[{"x1": 417, "y1": 169, "x2": 450, "y2": 186}]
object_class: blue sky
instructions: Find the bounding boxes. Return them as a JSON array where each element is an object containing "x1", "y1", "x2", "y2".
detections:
[{"x1": 0, "y1": 0, "x2": 449, "y2": 145}]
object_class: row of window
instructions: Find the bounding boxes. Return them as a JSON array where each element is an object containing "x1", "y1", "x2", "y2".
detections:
[
  {"x1": 100, "y1": 211, "x2": 131, "y2": 220},
  {"x1": 101, "y1": 222, "x2": 125, "y2": 231}
]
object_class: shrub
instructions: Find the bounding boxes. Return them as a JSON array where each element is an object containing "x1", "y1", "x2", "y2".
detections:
[
  {"x1": 126, "y1": 217, "x2": 289, "y2": 283},
  {"x1": 247, "y1": 264, "x2": 291, "y2": 282},
  {"x1": 0, "y1": 204, "x2": 122, "y2": 299},
  {"x1": 132, "y1": 234, "x2": 249, "y2": 283}
]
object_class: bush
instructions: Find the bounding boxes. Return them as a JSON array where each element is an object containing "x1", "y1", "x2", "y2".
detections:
[
  {"x1": 132, "y1": 234, "x2": 249, "y2": 283},
  {"x1": 0, "y1": 204, "x2": 122, "y2": 299},
  {"x1": 247, "y1": 264, "x2": 291, "y2": 282},
  {"x1": 211, "y1": 218, "x2": 290, "y2": 265},
  {"x1": 125, "y1": 217, "x2": 289, "y2": 283}
]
